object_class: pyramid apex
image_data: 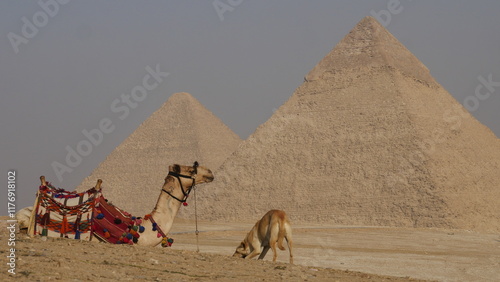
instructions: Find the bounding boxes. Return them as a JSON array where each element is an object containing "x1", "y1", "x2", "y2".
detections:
[
  {"x1": 357, "y1": 16, "x2": 389, "y2": 33},
  {"x1": 305, "y1": 16, "x2": 434, "y2": 84},
  {"x1": 164, "y1": 92, "x2": 201, "y2": 108},
  {"x1": 360, "y1": 15, "x2": 382, "y2": 24},
  {"x1": 170, "y1": 92, "x2": 194, "y2": 100}
]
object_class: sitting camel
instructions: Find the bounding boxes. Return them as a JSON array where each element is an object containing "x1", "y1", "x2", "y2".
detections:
[{"x1": 18, "y1": 162, "x2": 214, "y2": 248}]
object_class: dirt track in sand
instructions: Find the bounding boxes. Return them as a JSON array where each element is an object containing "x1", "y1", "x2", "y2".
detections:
[
  {"x1": 1, "y1": 217, "x2": 499, "y2": 281},
  {"x1": 170, "y1": 220, "x2": 500, "y2": 281}
]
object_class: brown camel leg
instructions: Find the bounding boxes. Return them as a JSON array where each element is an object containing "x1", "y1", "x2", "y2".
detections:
[
  {"x1": 286, "y1": 237, "x2": 294, "y2": 264},
  {"x1": 270, "y1": 241, "x2": 278, "y2": 262},
  {"x1": 258, "y1": 246, "x2": 270, "y2": 260}
]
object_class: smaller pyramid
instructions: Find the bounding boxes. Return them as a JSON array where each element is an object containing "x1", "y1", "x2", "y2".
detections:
[{"x1": 77, "y1": 92, "x2": 242, "y2": 216}]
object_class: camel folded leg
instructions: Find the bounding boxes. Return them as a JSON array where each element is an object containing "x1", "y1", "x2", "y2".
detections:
[{"x1": 245, "y1": 249, "x2": 261, "y2": 260}]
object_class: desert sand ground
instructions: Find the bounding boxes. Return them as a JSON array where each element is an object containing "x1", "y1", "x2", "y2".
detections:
[{"x1": 1, "y1": 217, "x2": 499, "y2": 281}]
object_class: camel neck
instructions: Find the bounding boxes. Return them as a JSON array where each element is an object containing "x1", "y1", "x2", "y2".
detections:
[{"x1": 150, "y1": 181, "x2": 185, "y2": 234}]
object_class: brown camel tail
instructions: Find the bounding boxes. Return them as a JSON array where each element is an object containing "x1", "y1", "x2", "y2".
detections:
[{"x1": 277, "y1": 213, "x2": 287, "y2": 251}]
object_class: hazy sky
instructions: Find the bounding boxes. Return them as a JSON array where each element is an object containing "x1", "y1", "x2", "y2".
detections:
[{"x1": 1, "y1": 1, "x2": 499, "y2": 215}]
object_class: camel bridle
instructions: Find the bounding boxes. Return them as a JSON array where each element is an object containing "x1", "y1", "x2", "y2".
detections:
[
  {"x1": 161, "y1": 163, "x2": 198, "y2": 204},
  {"x1": 159, "y1": 162, "x2": 203, "y2": 251}
]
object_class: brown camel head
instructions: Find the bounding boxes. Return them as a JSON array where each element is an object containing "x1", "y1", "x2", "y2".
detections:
[{"x1": 233, "y1": 241, "x2": 250, "y2": 258}]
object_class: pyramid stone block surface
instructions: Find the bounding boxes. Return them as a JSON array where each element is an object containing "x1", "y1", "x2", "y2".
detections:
[
  {"x1": 189, "y1": 17, "x2": 500, "y2": 232},
  {"x1": 77, "y1": 92, "x2": 242, "y2": 216}
]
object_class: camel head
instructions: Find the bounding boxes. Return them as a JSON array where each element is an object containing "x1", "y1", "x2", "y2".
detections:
[
  {"x1": 160, "y1": 162, "x2": 213, "y2": 205},
  {"x1": 166, "y1": 161, "x2": 214, "y2": 186}
]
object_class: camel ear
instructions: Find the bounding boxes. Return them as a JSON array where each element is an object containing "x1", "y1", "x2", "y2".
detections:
[
  {"x1": 193, "y1": 161, "x2": 199, "y2": 174},
  {"x1": 173, "y1": 164, "x2": 181, "y2": 173},
  {"x1": 235, "y1": 242, "x2": 244, "y2": 251}
]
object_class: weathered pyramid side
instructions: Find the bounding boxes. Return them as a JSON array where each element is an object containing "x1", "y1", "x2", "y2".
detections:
[
  {"x1": 77, "y1": 92, "x2": 242, "y2": 216},
  {"x1": 392, "y1": 73, "x2": 500, "y2": 231},
  {"x1": 188, "y1": 17, "x2": 500, "y2": 232}
]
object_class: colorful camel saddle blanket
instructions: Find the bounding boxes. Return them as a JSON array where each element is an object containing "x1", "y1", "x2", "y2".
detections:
[
  {"x1": 33, "y1": 182, "x2": 99, "y2": 240},
  {"x1": 32, "y1": 181, "x2": 142, "y2": 244},
  {"x1": 91, "y1": 196, "x2": 142, "y2": 244}
]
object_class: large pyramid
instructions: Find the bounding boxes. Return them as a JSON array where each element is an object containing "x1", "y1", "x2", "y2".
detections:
[
  {"x1": 189, "y1": 17, "x2": 500, "y2": 232},
  {"x1": 77, "y1": 92, "x2": 242, "y2": 216}
]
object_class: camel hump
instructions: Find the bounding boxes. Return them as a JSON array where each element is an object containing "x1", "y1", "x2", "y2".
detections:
[{"x1": 268, "y1": 209, "x2": 286, "y2": 219}]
